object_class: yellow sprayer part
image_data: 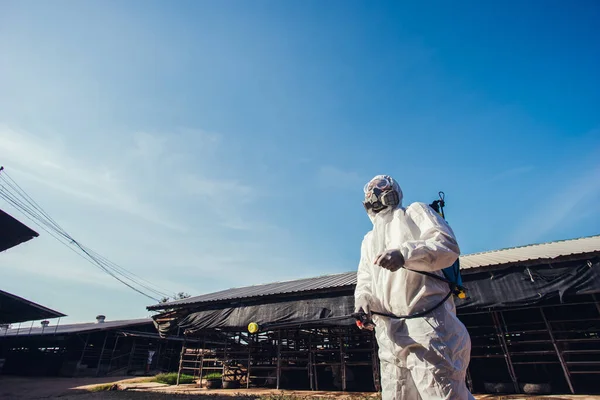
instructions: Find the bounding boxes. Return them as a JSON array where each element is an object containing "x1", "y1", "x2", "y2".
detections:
[
  {"x1": 458, "y1": 292, "x2": 466, "y2": 299},
  {"x1": 248, "y1": 322, "x2": 259, "y2": 334}
]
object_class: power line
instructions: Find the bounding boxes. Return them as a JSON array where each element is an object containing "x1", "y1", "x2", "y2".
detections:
[{"x1": 0, "y1": 166, "x2": 177, "y2": 302}]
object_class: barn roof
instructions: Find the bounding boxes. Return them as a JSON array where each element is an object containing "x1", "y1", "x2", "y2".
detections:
[
  {"x1": 1, "y1": 317, "x2": 152, "y2": 337},
  {"x1": 148, "y1": 234, "x2": 600, "y2": 311}
]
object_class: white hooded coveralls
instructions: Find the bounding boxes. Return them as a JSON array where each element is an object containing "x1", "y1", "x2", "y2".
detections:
[{"x1": 355, "y1": 177, "x2": 474, "y2": 400}]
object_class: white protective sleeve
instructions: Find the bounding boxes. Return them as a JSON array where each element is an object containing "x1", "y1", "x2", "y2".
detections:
[
  {"x1": 399, "y1": 202, "x2": 460, "y2": 272},
  {"x1": 354, "y1": 233, "x2": 373, "y2": 303}
]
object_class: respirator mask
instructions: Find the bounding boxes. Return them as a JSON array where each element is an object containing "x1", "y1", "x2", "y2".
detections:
[{"x1": 363, "y1": 176, "x2": 400, "y2": 214}]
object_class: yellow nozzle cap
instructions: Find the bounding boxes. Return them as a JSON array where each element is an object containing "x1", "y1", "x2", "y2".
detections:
[
  {"x1": 458, "y1": 292, "x2": 466, "y2": 299},
  {"x1": 248, "y1": 322, "x2": 259, "y2": 334}
]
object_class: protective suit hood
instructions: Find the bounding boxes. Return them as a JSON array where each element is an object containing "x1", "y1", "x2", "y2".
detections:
[{"x1": 364, "y1": 175, "x2": 404, "y2": 224}]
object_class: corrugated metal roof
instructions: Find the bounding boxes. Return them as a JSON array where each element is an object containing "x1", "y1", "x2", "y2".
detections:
[
  {"x1": 460, "y1": 234, "x2": 600, "y2": 270},
  {"x1": 149, "y1": 272, "x2": 357, "y2": 310},
  {"x1": 1, "y1": 318, "x2": 152, "y2": 337},
  {"x1": 148, "y1": 234, "x2": 600, "y2": 311}
]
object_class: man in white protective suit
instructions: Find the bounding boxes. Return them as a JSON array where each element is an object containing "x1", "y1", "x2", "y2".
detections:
[{"x1": 354, "y1": 175, "x2": 474, "y2": 400}]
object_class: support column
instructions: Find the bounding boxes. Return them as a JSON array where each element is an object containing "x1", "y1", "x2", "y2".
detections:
[
  {"x1": 107, "y1": 335, "x2": 120, "y2": 373},
  {"x1": 276, "y1": 330, "x2": 281, "y2": 390},
  {"x1": 176, "y1": 340, "x2": 186, "y2": 386},
  {"x1": 339, "y1": 334, "x2": 346, "y2": 391},
  {"x1": 246, "y1": 333, "x2": 252, "y2": 389},
  {"x1": 199, "y1": 335, "x2": 206, "y2": 386},
  {"x1": 77, "y1": 334, "x2": 90, "y2": 377},
  {"x1": 96, "y1": 332, "x2": 109, "y2": 376},
  {"x1": 540, "y1": 308, "x2": 575, "y2": 394},
  {"x1": 127, "y1": 340, "x2": 137, "y2": 373},
  {"x1": 312, "y1": 330, "x2": 319, "y2": 391},
  {"x1": 371, "y1": 331, "x2": 381, "y2": 392},
  {"x1": 593, "y1": 294, "x2": 600, "y2": 315},
  {"x1": 308, "y1": 332, "x2": 314, "y2": 391},
  {"x1": 492, "y1": 311, "x2": 519, "y2": 393},
  {"x1": 53, "y1": 317, "x2": 61, "y2": 335}
]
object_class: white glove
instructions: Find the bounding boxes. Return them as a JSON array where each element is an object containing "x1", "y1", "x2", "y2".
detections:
[{"x1": 354, "y1": 294, "x2": 372, "y2": 316}]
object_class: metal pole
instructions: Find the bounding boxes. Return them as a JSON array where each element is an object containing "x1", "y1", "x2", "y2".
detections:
[
  {"x1": 176, "y1": 340, "x2": 186, "y2": 385},
  {"x1": 540, "y1": 308, "x2": 575, "y2": 394},
  {"x1": 313, "y1": 329, "x2": 319, "y2": 391},
  {"x1": 176, "y1": 340, "x2": 186, "y2": 386},
  {"x1": 107, "y1": 335, "x2": 120, "y2": 373},
  {"x1": 199, "y1": 335, "x2": 205, "y2": 386},
  {"x1": 276, "y1": 330, "x2": 281, "y2": 390},
  {"x1": 492, "y1": 311, "x2": 519, "y2": 393},
  {"x1": 339, "y1": 334, "x2": 346, "y2": 391},
  {"x1": 78, "y1": 334, "x2": 91, "y2": 377},
  {"x1": 371, "y1": 330, "x2": 381, "y2": 392},
  {"x1": 246, "y1": 333, "x2": 252, "y2": 389},
  {"x1": 592, "y1": 294, "x2": 600, "y2": 315},
  {"x1": 156, "y1": 342, "x2": 162, "y2": 372},
  {"x1": 96, "y1": 332, "x2": 109, "y2": 376},
  {"x1": 53, "y1": 317, "x2": 60, "y2": 335},
  {"x1": 308, "y1": 331, "x2": 314, "y2": 391},
  {"x1": 127, "y1": 339, "x2": 137, "y2": 374}
]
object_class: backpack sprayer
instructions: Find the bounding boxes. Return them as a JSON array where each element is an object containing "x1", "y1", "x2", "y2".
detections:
[{"x1": 247, "y1": 192, "x2": 467, "y2": 334}]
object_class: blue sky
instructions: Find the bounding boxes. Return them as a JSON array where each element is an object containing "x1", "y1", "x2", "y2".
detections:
[{"x1": 1, "y1": 1, "x2": 599, "y2": 323}]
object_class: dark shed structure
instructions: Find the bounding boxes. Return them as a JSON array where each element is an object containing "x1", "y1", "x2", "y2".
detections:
[
  {"x1": 149, "y1": 235, "x2": 600, "y2": 395},
  {"x1": 0, "y1": 317, "x2": 182, "y2": 377}
]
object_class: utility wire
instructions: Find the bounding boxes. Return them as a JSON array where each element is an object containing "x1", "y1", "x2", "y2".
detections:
[{"x1": 0, "y1": 166, "x2": 177, "y2": 302}]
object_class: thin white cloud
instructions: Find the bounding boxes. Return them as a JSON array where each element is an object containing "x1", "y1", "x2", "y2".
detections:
[
  {"x1": 511, "y1": 160, "x2": 600, "y2": 244},
  {"x1": 0, "y1": 125, "x2": 185, "y2": 231},
  {"x1": 317, "y1": 165, "x2": 364, "y2": 190},
  {"x1": 489, "y1": 166, "x2": 534, "y2": 183}
]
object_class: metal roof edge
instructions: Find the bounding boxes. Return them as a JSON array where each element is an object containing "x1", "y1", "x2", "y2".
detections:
[
  {"x1": 1, "y1": 318, "x2": 154, "y2": 337},
  {"x1": 0, "y1": 289, "x2": 67, "y2": 319},
  {"x1": 146, "y1": 271, "x2": 355, "y2": 311},
  {"x1": 461, "y1": 234, "x2": 600, "y2": 258},
  {"x1": 148, "y1": 234, "x2": 600, "y2": 310}
]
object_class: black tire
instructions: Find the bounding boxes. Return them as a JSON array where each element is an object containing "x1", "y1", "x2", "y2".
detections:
[
  {"x1": 483, "y1": 382, "x2": 516, "y2": 394},
  {"x1": 205, "y1": 379, "x2": 222, "y2": 389},
  {"x1": 520, "y1": 383, "x2": 552, "y2": 394},
  {"x1": 223, "y1": 381, "x2": 241, "y2": 389}
]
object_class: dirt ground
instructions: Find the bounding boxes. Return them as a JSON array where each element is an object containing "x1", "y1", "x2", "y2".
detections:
[{"x1": 1, "y1": 376, "x2": 599, "y2": 400}]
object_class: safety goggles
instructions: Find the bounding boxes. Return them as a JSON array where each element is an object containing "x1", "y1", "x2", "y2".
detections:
[{"x1": 364, "y1": 176, "x2": 393, "y2": 194}]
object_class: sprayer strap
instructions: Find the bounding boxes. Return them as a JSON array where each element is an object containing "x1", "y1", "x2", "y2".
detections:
[
  {"x1": 405, "y1": 268, "x2": 455, "y2": 287},
  {"x1": 371, "y1": 289, "x2": 453, "y2": 320}
]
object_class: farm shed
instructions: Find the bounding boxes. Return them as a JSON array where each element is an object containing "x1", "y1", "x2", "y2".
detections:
[
  {"x1": 148, "y1": 235, "x2": 600, "y2": 395},
  {"x1": 0, "y1": 316, "x2": 182, "y2": 377}
]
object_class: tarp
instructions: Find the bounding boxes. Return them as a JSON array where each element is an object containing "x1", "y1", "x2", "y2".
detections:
[
  {"x1": 156, "y1": 295, "x2": 355, "y2": 336},
  {"x1": 154, "y1": 259, "x2": 600, "y2": 335},
  {"x1": 456, "y1": 259, "x2": 600, "y2": 310}
]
